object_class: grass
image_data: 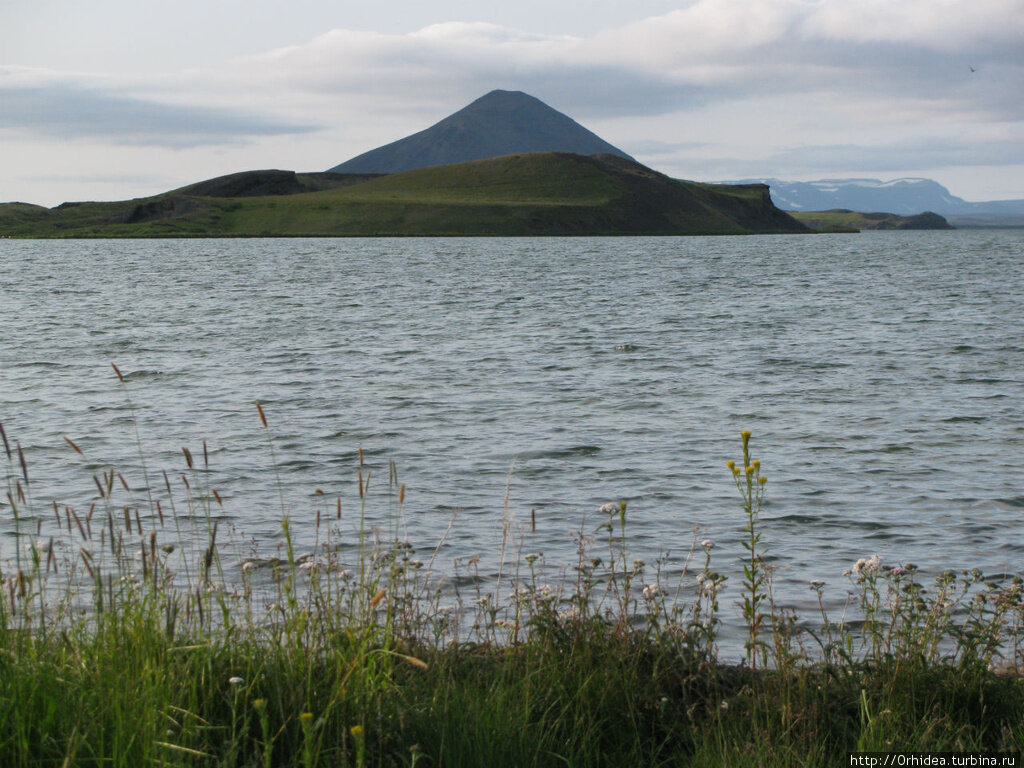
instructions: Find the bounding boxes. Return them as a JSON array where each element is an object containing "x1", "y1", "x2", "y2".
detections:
[
  {"x1": 0, "y1": 154, "x2": 809, "y2": 238},
  {"x1": 0, "y1": 380, "x2": 1022, "y2": 766},
  {"x1": 789, "y1": 210, "x2": 954, "y2": 232}
]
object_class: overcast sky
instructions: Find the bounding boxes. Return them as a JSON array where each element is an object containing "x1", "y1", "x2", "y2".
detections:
[{"x1": 2, "y1": 0, "x2": 1022, "y2": 206}]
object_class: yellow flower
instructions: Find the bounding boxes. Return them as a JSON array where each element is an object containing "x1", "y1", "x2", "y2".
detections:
[
  {"x1": 758, "y1": 476, "x2": 767, "y2": 485},
  {"x1": 299, "y1": 712, "x2": 314, "y2": 725},
  {"x1": 745, "y1": 465, "x2": 754, "y2": 476},
  {"x1": 726, "y1": 461, "x2": 735, "y2": 469},
  {"x1": 751, "y1": 460, "x2": 760, "y2": 471},
  {"x1": 350, "y1": 725, "x2": 365, "y2": 739}
]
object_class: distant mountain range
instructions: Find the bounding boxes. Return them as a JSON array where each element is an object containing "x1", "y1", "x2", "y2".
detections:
[
  {"x1": 726, "y1": 177, "x2": 1024, "y2": 221},
  {"x1": 328, "y1": 90, "x2": 634, "y2": 174}
]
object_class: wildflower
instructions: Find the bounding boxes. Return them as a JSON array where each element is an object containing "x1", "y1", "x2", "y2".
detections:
[
  {"x1": 599, "y1": 502, "x2": 617, "y2": 515},
  {"x1": 720, "y1": 700, "x2": 730, "y2": 711},
  {"x1": 524, "y1": 553, "x2": 540, "y2": 565},
  {"x1": 298, "y1": 561, "x2": 316, "y2": 571},
  {"x1": 701, "y1": 539, "x2": 714, "y2": 550},
  {"x1": 228, "y1": 676, "x2": 244, "y2": 686},
  {"x1": 852, "y1": 555, "x2": 882, "y2": 575},
  {"x1": 809, "y1": 579, "x2": 825, "y2": 590},
  {"x1": 891, "y1": 566, "x2": 907, "y2": 576},
  {"x1": 350, "y1": 724, "x2": 364, "y2": 738},
  {"x1": 642, "y1": 584, "x2": 664, "y2": 600},
  {"x1": 241, "y1": 561, "x2": 255, "y2": 572},
  {"x1": 726, "y1": 461, "x2": 735, "y2": 470},
  {"x1": 696, "y1": 573, "x2": 707, "y2": 585}
]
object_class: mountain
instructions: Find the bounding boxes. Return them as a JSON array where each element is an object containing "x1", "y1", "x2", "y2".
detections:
[
  {"x1": 0, "y1": 154, "x2": 809, "y2": 237},
  {"x1": 328, "y1": 90, "x2": 634, "y2": 174},
  {"x1": 726, "y1": 177, "x2": 1024, "y2": 220}
]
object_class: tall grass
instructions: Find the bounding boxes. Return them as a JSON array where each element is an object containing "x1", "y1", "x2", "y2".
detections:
[{"x1": 0, "y1": 383, "x2": 1022, "y2": 766}]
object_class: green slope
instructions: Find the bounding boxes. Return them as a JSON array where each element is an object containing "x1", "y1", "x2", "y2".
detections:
[
  {"x1": 790, "y1": 209, "x2": 954, "y2": 232},
  {"x1": 2, "y1": 153, "x2": 809, "y2": 238}
]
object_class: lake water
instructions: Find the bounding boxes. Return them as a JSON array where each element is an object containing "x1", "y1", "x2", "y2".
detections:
[{"x1": 2, "y1": 231, "x2": 1022, "y2": 643}]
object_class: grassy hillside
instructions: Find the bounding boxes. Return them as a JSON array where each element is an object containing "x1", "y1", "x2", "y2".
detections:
[
  {"x1": 1, "y1": 153, "x2": 809, "y2": 237},
  {"x1": 790, "y1": 209, "x2": 953, "y2": 232}
]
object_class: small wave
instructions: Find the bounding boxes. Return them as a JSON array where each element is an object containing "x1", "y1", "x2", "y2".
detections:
[
  {"x1": 122, "y1": 369, "x2": 167, "y2": 382},
  {"x1": 521, "y1": 445, "x2": 602, "y2": 460}
]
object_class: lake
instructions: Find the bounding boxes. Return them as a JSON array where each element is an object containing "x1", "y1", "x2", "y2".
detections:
[{"x1": 2, "y1": 231, "x2": 1022, "y2": 645}]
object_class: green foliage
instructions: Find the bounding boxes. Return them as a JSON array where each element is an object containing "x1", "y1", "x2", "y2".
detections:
[
  {"x1": 1, "y1": 405, "x2": 1022, "y2": 766},
  {"x1": 0, "y1": 155, "x2": 808, "y2": 238}
]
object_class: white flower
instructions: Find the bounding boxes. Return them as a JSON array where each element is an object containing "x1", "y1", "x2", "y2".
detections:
[
  {"x1": 701, "y1": 539, "x2": 715, "y2": 550},
  {"x1": 852, "y1": 555, "x2": 883, "y2": 575},
  {"x1": 241, "y1": 561, "x2": 255, "y2": 572},
  {"x1": 696, "y1": 573, "x2": 707, "y2": 585},
  {"x1": 228, "y1": 676, "x2": 244, "y2": 686},
  {"x1": 642, "y1": 584, "x2": 664, "y2": 600},
  {"x1": 599, "y1": 502, "x2": 618, "y2": 515},
  {"x1": 809, "y1": 579, "x2": 825, "y2": 589}
]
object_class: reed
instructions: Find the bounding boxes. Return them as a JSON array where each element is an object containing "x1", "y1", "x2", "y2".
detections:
[{"x1": 0, "y1": 397, "x2": 1021, "y2": 766}]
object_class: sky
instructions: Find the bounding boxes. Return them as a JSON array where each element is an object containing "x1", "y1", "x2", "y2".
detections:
[{"x1": 2, "y1": 0, "x2": 1023, "y2": 207}]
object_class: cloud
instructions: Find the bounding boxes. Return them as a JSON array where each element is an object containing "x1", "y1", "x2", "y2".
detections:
[
  {"x1": 769, "y1": 138, "x2": 1024, "y2": 174},
  {"x1": 2, "y1": 0, "x2": 1022, "y2": 202},
  {"x1": 800, "y1": 0, "x2": 1024, "y2": 50},
  {"x1": 0, "y1": 74, "x2": 320, "y2": 147},
  {"x1": 213, "y1": 0, "x2": 1022, "y2": 124}
]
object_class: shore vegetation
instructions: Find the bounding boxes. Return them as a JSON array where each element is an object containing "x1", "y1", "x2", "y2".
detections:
[{"x1": 1, "y1": 375, "x2": 1021, "y2": 766}]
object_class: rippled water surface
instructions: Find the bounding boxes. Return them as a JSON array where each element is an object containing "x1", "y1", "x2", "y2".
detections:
[{"x1": 2, "y1": 232, "x2": 1022, "y2": 631}]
